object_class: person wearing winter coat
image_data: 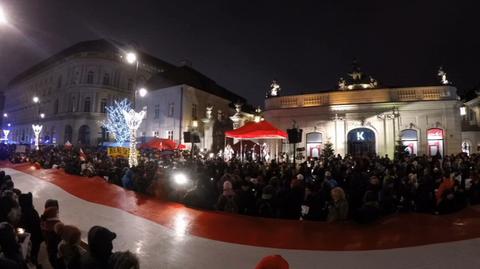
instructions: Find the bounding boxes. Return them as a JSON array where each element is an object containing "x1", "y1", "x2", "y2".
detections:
[
  {"x1": 108, "y1": 251, "x2": 140, "y2": 269},
  {"x1": 57, "y1": 224, "x2": 85, "y2": 269},
  {"x1": 327, "y1": 187, "x2": 349, "y2": 222},
  {"x1": 80, "y1": 226, "x2": 116, "y2": 269},
  {"x1": 0, "y1": 222, "x2": 28, "y2": 269},
  {"x1": 18, "y1": 192, "x2": 43, "y2": 267},
  {"x1": 41, "y1": 206, "x2": 62, "y2": 269}
]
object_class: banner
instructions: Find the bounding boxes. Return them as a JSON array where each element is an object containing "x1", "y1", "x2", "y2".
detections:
[{"x1": 107, "y1": 147, "x2": 138, "y2": 158}]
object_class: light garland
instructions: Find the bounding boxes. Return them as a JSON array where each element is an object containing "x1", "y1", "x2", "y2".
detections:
[
  {"x1": 101, "y1": 99, "x2": 132, "y2": 143},
  {"x1": 122, "y1": 108, "x2": 146, "y2": 167},
  {"x1": 32, "y1": 124, "x2": 43, "y2": 150}
]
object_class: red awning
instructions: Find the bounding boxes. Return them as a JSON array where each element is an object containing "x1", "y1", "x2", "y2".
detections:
[
  {"x1": 140, "y1": 138, "x2": 177, "y2": 150},
  {"x1": 225, "y1": 121, "x2": 287, "y2": 139}
]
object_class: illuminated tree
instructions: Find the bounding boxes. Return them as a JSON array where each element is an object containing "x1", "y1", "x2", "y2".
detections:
[{"x1": 101, "y1": 99, "x2": 131, "y2": 143}]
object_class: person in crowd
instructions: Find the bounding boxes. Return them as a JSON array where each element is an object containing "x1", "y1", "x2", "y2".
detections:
[
  {"x1": 80, "y1": 225, "x2": 116, "y2": 269},
  {"x1": 57, "y1": 224, "x2": 85, "y2": 269},
  {"x1": 256, "y1": 185, "x2": 275, "y2": 218},
  {"x1": 215, "y1": 181, "x2": 239, "y2": 213},
  {"x1": 0, "y1": 222, "x2": 28, "y2": 269},
  {"x1": 18, "y1": 192, "x2": 43, "y2": 267},
  {"x1": 109, "y1": 251, "x2": 140, "y2": 269},
  {"x1": 327, "y1": 187, "x2": 349, "y2": 222},
  {"x1": 255, "y1": 255, "x2": 289, "y2": 269},
  {"x1": 41, "y1": 205, "x2": 62, "y2": 269}
]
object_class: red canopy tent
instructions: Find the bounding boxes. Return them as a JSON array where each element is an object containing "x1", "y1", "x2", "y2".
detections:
[
  {"x1": 225, "y1": 121, "x2": 287, "y2": 139},
  {"x1": 225, "y1": 121, "x2": 287, "y2": 161},
  {"x1": 140, "y1": 138, "x2": 178, "y2": 151}
]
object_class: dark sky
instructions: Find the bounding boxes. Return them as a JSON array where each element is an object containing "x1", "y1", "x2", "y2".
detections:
[{"x1": 0, "y1": 0, "x2": 479, "y2": 105}]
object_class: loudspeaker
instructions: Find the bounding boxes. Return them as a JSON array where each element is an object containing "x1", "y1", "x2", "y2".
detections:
[
  {"x1": 184, "y1": 132, "x2": 201, "y2": 143},
  {"x1": 287, "y1": 128, "x2": 303, "y2": 144},
  {"x1": 183, "y1": 132, "x2": 191, "y2": 143}
]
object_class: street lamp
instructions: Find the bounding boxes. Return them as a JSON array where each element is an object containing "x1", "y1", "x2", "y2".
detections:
[
  {"x1": 126, "y1": 52, "x2": 137, "y2": 65},
  {"x1": 138, "y1": 87, "x2": 148, "y2": 98},
  {"x1": 0, "y1": 5, "x2": 7, "y2": 25},
  {"x1": 40, "y1": 113, "x2": 45, "y2": 119},
  {"x1": 3, "y1": 113, "x2": 7, "y2": 118},
  {"x1": 33, "y1": 96, "x2": 39, "y2": 103}
]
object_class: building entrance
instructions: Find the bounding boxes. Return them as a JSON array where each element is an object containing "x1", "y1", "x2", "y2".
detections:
[{"x1": 347, "y1": 128, "x2": 376, "y2": 155}]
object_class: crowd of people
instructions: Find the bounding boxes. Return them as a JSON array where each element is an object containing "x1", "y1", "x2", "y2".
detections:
[
  {"x1": 5, "y1": 143, "x2": 480, "y2": 224},
  {"x1": 0, "y1": 168, "x2": 141, "y2": 269}
]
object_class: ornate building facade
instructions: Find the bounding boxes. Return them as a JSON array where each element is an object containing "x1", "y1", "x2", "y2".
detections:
[{"x1": 264, "y1": 64, "x2": 465, "y2": 158}]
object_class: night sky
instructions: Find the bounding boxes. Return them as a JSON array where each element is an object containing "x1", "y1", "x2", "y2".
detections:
[{"x1": 0, "y1": 0, "x2": 479, "y2": 105}]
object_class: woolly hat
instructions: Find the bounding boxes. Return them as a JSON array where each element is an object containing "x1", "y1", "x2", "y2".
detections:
[
  {"x1": 296, "y1": 174, "x2": 304, "y2": 181},
  {"x1": 43, "y1": 207, "x2": 59, "y2": 220},
  {"x1": 261, "y1": 185, "x2": 275, "y2": 200},
  {"x1": 255, "y1": 255, "x2": 289, "y2": 269},
  {"x1": 44, "y1": 199, "x2": 59, "y2": 210},
  {"x1": 60, "y1": 225, "x2": 82, "y2": 245}
]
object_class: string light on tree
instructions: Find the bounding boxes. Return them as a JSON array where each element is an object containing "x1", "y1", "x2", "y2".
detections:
[
  {"x1": 2, "y1": 129, "x2": 9, "y2": 142},
  {"x1": 101, "y1": 99, "x2": 132, "y2": 144},
  {"x1": 122, "y1": 108, "x2": 146, "y2": 167},
  {"x1": 32, "y1": 124, "x2": 43, "y2": 150}
]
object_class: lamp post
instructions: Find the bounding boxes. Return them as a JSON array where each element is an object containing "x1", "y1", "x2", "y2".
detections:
[
  {"x1": 32, "y1": 96, "x2": 43, "y2": 149},
  {"x1": 122, "y1": 51, "x2": 148, "y2": 167}
]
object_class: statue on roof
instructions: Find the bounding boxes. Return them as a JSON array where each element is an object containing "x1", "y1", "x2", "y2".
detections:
[
  {"x1": 269, "y1": 80, "x2": 281, "y2": 97},
  {"x1": 369, "y1": 76, "x2": 378, "y2": 87},
  {"x1": 338, "y1": 77, "x2": 347, "y2": 90},
  {"x1": 348, "y1": 59, "x2": 363, "y2": 81},
  {"x1": 438, "y1": 67, "x2": 450, "y2": 85}
]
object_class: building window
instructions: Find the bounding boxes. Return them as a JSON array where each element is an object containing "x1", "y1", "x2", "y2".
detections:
[
  {"x1": 87, "y1": 71, "x2": 94, "y2": 84},
  {"x1": 168, "y1": 103, "x2": 174, "y2": 117},
  {"x1": 57, "y1": 76, "x2": 63, "y2": 89},
  {"x1": 167, "y1": 130, "x2": 174, "y2": 140},
  {"x1": 127, "y1": 79, "x2": 134, "y2": 91},
  {"x1": 153, "y1": 131, "x2": 159, "y2": 137},
  {"x1": 191, "y1": 103, "x2": 197, "y2": 120},
  {"x1": 100, "y1": 98, "x2": 107, "y2": 113},
  {"x1": 84, "y1": 97, "x2": 91, "y2": 112},
  {"x1": 306, "y1": 132, "x2": 323, "y2": 158},
  {"x1": 400, "y1": 129, "x2": 418, "y2": 155},
  {"x1": 54, "y1": 99, "x2": 59, "y2": 114},
  {"x1": 103, "y1": 73, "x2": 110, "y2": 85},
  {"x1": 154, "y1": 104, "x2": 160, "y2": 119},
  {"x1": 70, "y1": 97, "x2": 76, "y2": 112}
]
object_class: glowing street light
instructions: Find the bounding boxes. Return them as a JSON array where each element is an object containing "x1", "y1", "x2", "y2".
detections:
[
  {"x1": 138, "y1": 87, "x2": 148, "y2": 98},
  {"x1": 40, "y1": 113, "x2": 45, "y2": 119},
  {"x1": 3, "y1": 113, "x2": 7, "y2": 118},
  {"x1": 126, "y1": 52, "x2": 137, "y2": 64},
  {"x1": 33, "y1": 96, "x2": 39, "y2": 103},
  {"x1": 0, "y1": 5, "x2": 7, "y2": 25}
]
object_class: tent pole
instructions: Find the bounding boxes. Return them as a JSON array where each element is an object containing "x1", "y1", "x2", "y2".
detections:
[{"x1": 240, "y1": 140, "x2": 243, "y2": 162}]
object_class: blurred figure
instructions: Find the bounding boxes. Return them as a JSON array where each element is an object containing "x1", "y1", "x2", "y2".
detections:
[
  {"x1": 255, "y1": 255, "x2": 289, "y2": 269},
  {"x1": 80, "y1": 226, "x2": 116, "y2": 269}
]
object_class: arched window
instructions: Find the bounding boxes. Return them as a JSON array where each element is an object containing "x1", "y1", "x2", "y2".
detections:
[
  {"x1": 64, "y1": 125, "x2": 73, "y2": 143},
  {"x1": 306, "y1": 132, "x2": 322, "y2": 158},
  {"x1": 84, "y1": 97, "x2": 91, "y2": 112},
  {"x1": 400, "y1": 129, "x2": 418, "y2": 155},
  {"x1": 87, "y1": 71, "x2": 94, "y2": 84},
  {"x1": 347, "y1": 128, "x2": 376, "y2": 155},
  {"x1": 103, "y1": 73, "x2": 110, "y2": 85},
  {"x1": 78, "y1": 125, "x2": 90, "y2": 145},
  {"x1": 427, "y1": 128, "x2": 444, "y2": 157}
]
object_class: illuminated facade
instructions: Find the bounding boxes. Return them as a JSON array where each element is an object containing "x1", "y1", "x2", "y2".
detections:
[{"x1": 264, "y1": 64, "x2": 465, "y2": 158}]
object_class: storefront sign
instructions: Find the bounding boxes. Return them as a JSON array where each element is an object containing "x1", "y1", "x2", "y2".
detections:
[{"x1": 107, "y1": 147, "x2": 139, "y2": 158}]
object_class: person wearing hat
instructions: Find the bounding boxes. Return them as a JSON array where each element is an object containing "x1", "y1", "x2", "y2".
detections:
[
  {"x1": 80, "y1": 226, "x2": 117, "y2": 269},
  {"x1": 18, "y1": 192, "x2": 43, "y2": 267},
  {"x1": 41, "y1": 206, "x2": 62, "y2": 269},
  {"x1": 255, "y1": 255, "x2": 289, "y2": 269},
  {"x1": 57, "y1": 224, "x2": 85, "y2": 269}
]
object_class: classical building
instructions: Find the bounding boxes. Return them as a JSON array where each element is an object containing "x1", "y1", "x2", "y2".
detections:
[
  {"x1": 3, "y1": 39, "x2": 243, "y2": 147},
  {"x1": 263, "y1": 63, "x2": 465, "y2": 159},
  {"x1": 136, "y1": 65, "x2": 245, "y2": 151}
]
